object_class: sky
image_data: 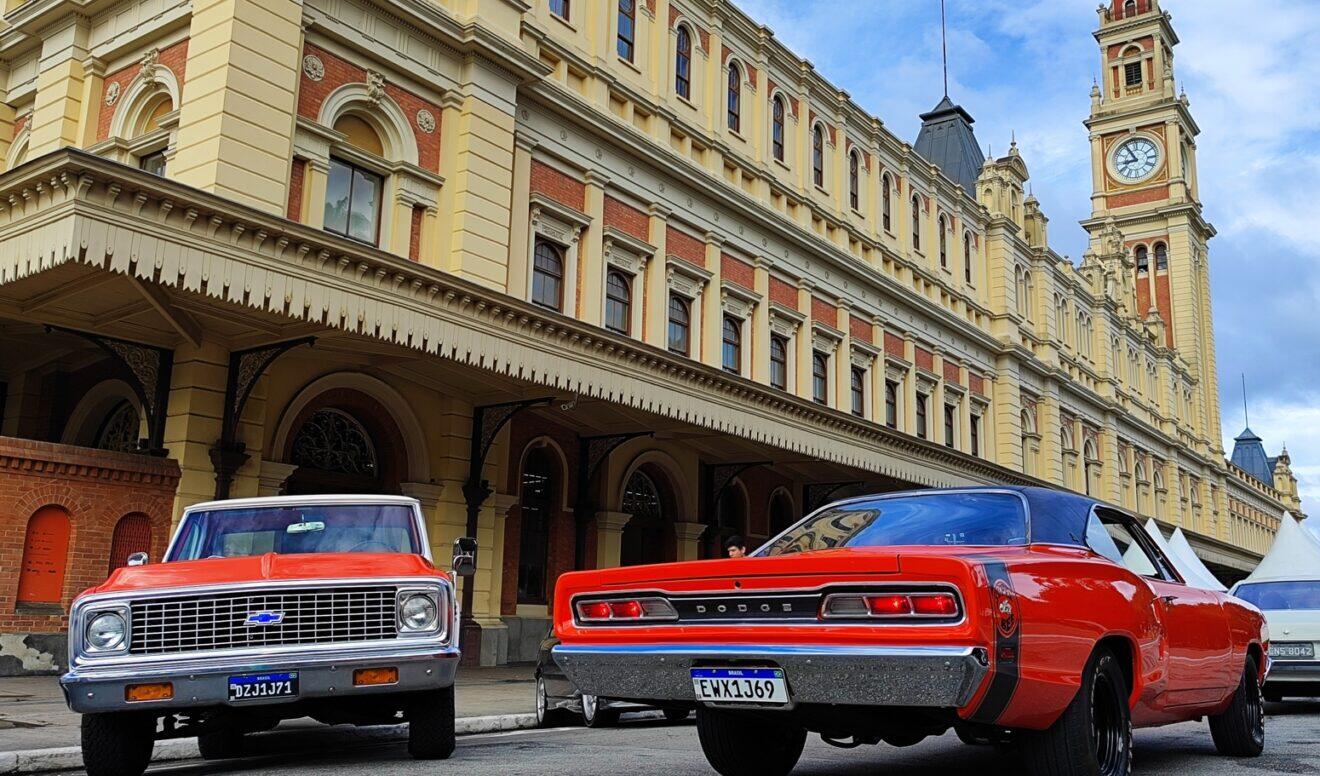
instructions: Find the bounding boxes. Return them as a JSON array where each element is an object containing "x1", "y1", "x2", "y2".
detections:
[{"x1": 735, "y1": 0, "x2": 1320, "y2": 523}]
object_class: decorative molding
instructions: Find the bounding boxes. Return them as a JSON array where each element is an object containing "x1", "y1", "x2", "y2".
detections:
[
  {"x1": 768, "y1": 302, "x2": 805, "y2": 337},
  {"x1": 666, "y1": 256, "x2": 712, "y2": 300},
  {"x1": 416, "y1": 108, "x2": 436, "y2": 134},
  {"x1": 104, "y1": 81, "x2": 121, "y2": 106},
  {"x1": 303, "y1": 54, "x2": 326, "y2": 82}
]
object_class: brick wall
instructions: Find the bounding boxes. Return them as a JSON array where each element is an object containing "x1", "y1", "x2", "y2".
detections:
[
  {"x1": 666, "y1": 225, "x2": 705, "y2": 268},
  {"x1": 850, "y1": 315, "x2": 872, "y2": 343},
  {"x1": 769, "y1": 276, "x2": 798, "y2": 309},
  {"x1": 96, "y1": 39, "x2": 190, "y2": 142},
  {"x1": 721, "y1": 254, "x2": 754, "y2": 291},
  {"x1": 287, "y1": 158, "x2": 306, "y2": 221},
  {"x1": 915, "y1": 346, "x2": 934, "y2": 373},
  {"x1": 603, "y1": 196, "x2": 649, "y2": 242},
  {"x1": 811, "y1": 296, "x2": 835, "y2": 327},
  {"x1": 884, "y1": 332, "x2": 904, "y2": 357},
  {"x1": 531, "y1": 160, "x2": 585, "y2": 211}
]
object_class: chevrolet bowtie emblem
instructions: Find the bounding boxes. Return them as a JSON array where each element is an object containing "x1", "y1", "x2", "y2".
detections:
[{"x1": 245, "y1": 611, "x2": 285, "y2": 626}]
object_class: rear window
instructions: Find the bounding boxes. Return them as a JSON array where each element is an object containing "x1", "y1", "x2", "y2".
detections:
[
  {"x1": 1233, "y1": 581, "x2": 1320, "y2": 611},
  {"x1": 759, "y1": 492, "x2": 1027, "y2": 556}
]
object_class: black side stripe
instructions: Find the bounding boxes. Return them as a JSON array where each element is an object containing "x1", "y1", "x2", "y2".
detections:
[{"x1": 967, "y1": 560, "x2": 1019, "y2": 724}]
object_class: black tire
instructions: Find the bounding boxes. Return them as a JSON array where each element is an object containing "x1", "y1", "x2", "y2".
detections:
[
  {"x1": 955, "y1": 725, "x2": 991, "y2": 746},
  {"x1": 581, "y1": 694, "x2": 617, "y2": 728},
  {"x1": 1209, "y1": 656, "x2": 1265, "y2": 757},
  {"x1": 197, "y1": 724, "x2": 245, "y2": 760},
  {"x1": 1019, "y1": 647, "x2": 1132, "y2": 776},
  {"x1": 407, "y1": 686, "x2": 456, "y2": 760},
  {"x1": 80, "y1": 713, "x2": 155, "y2": 776},
  {"x1": 663, "y1": 708, "x2": 691, "y2": 722},
  {"x1": 1262, "y1": 686, "x2": 1283, "y2": 704},
  {"x1": 696, "y1": 708, "x2": 807, "y2": 776},
  {"x1": 536, "y1": 677, "x2": 573, "y2": 728}
]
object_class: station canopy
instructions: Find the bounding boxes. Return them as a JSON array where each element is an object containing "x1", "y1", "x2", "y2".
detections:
[{"x1": 1242, "y1": 511, "x2": 1320, "y2": 583}]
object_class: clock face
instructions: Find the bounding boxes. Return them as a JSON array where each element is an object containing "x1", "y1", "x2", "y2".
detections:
[{"x1": 1112, "y1": 137, "x2": 1161, "y2": 182}]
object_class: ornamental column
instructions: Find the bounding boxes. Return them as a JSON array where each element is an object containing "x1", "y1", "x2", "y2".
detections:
[
  {"x1": 26, "y1": 15, "x2": 90, "y2": 156},
  {"x1": 751, "y1": 258, "x2": 772, "y2": 383},
  {"x1": 595, "y1": 511, "x2": 632, "y2": 569},
  {"x1": 701, "y1": 233, "x2": 725, "y2": 369},
  {"x1": 673, "y1": 521, "x2": 707, "y2": 562},
  {"x1": 795, "y1": 280, "x2": 815, "y2": 402},
  {"x1": 643, "y1": 204, "x2": 670, "y2": 347}
]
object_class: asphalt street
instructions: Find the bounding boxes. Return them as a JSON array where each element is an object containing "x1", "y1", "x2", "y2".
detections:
[{"x1": 45, "y1": 700, "x2": 1320, "y2": 776}]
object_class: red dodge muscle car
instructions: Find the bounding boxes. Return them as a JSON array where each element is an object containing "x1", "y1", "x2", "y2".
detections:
[{"x1": 552, "y1": 487, "x2": 1269, "y2": 776}]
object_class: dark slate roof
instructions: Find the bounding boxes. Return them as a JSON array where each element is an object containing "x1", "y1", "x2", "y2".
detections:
[
  {"x1": 1230, "y1": 427, "x2": 1274, "y2": 484},
  {"x1": 913, "y1": 96, "x2": 986, "y2": 196}
]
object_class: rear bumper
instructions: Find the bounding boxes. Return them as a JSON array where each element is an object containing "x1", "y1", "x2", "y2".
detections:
[
  {"x1": 1265, "y1": 660, "x2": 1320, "y2": 684},
  {"x1": 552, "y1": 643, "x2": 989, "y2": 709}
]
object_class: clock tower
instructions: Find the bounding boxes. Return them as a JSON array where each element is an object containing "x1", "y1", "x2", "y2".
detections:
[{"x1": 1084, "y1": 0, "x2": 1221, "y2": 453}]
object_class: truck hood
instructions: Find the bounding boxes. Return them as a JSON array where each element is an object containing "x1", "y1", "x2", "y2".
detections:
[
  {"x1": 1262, "y1": 609, "x2": 1320, "y2": 642},
  {"x1": 81, "y1": 552, "x2": 440, "y2": 598}
]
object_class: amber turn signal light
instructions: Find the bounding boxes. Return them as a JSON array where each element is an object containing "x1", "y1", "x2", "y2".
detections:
[
  {"x1": 125, "y1": 682, "x2": 173, "y2": 702},
  {"x1": 353, "y1": 667, "x2": 399, "y2": 686}
]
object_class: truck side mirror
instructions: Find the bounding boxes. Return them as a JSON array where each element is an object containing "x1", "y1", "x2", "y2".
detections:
[
  {"x1": 452, "y1": 537, "x2": 477, "y2": 577},
  {"x1": 126, "y1": 552, "x2": 149, "y2": 567}
]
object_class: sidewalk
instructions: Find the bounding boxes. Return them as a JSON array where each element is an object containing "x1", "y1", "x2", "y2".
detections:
[{"x1": 0, "y1": 665, "x2": 538, "y2": 755}]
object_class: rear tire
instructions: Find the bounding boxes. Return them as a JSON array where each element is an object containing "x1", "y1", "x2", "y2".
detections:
[
  {"x1": 696, "y1": 708, "x2": 807, "y2": 776},
  {"x1": 80, "y1": 713, "x2": 155, "y2": 776},
  {"x1": 581, "y1": 694, "x2": 617, "y2": 728},
  {"x1": 1262, "y1": 686, "x2": 1283, "y2": 704},
  {"x1": 1019, "y1": 647, "x2": 1131, "y2": 776},
  {"x1": 1209, "y1": 656, "x2": 1265, "y2": 757},
  {"x1": 197, "y1": 724, "x2": 245, "y2": 760},
  {"x1": 536, "y1": 677, "x2": 573, "y2": 728},
  {"x1": 407, "y1": 686, "x2": 456, "y2": 760}
]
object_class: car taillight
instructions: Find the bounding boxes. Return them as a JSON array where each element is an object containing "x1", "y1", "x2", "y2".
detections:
[
  {"x1": 821, "y1": 591, "x2": 961, "y2": 620},
  {"x1": 575, "y1": 596, "x2": 678, "y2": 624}
]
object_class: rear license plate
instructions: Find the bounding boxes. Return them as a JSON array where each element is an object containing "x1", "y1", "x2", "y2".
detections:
[
  {"x1": 228, "y1": 672, "x2": 299, "y2": 702},
  {"x1": 1269, "y1": 642, "x2": 1315, "y2": 660},
  {"x1": 691, "y1": 668, "x2": 788, "y2": 705}
]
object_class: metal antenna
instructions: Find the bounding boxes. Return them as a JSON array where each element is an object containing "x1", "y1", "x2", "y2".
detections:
[
  {"x1": 1241, "y1": 373, "x2": 1249, "y2": 428},
  {"x1": 940, "y1": 0, "x2": 950, "y2": 97}
]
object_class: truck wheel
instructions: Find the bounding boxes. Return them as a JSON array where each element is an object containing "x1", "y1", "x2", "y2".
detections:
[
  {"x1": 696, "y1": 708, "x2": 807, "y2": 776},
  {"x1": 407, "y1": 686, "x2": 456, "y2": 760},
  {"x1": 1020, "y1": 647, "x2": 1131, "y2": 776},
  {"x1": 81, "y1": 713, "x2": 155, "y2": 776},
  {"x1": 1209, "y1": 656, "x2": 1265, "y2": 757},
  {"x1": 197, "y1": 725, "x2": 245, "y2": 760}
]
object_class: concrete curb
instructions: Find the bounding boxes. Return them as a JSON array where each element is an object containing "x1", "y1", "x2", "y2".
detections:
[{"x1": 0, "y1": 713, "x2": 539, "y2": 774}]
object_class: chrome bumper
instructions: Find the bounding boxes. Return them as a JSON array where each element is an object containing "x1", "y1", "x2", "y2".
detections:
[
  {"x1": 61, "y1": 644, "x2": 460, "y2": 714},
  {"x1": 552, "y1": 643, "x2": 989, "y2": 709},
  {"x1": 1266, "y1": 660, "x2": 1320, "y2": 683}
]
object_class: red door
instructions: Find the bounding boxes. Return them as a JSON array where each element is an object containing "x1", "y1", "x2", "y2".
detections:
[
  {"x1": 16, "y1": 506, "x2": 72, "y2": 606},
  {"x1": 108, "y1": 513, "x2": 152, "y2": 574},
  {"x1": 1146, "y1": 578, "x2": 1232, "y2": 708}
]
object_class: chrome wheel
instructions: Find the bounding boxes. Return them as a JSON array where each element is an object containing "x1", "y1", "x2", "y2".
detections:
[
  {"x1": 535, "y1": 677, "x2": 547, "y2": 726},
  {"x1": 581, "y1": 693, "x2": 598, "y2": 724},
  {"x1": 1247, "y1": 670, "x2": 1265, "y2": 749},
  {"x1": 1090, "y1": 668, "x2": 1128, "y2": 776}
]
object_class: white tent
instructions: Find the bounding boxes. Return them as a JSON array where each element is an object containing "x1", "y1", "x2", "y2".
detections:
[
  {"x1": 1242, "y1": 511, "x2": 1320, "y2": 583},
  {"x1": 1119, "y1": 519, "x2": 1226, "y2": 591},
  {"x1": 1167, "y1": 527, "x2": 1228, "y2": 591}
]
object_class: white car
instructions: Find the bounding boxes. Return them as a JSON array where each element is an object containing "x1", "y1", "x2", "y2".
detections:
[{"x1": 1230, "y1": 576, "x2": 1320, "y2": 701}]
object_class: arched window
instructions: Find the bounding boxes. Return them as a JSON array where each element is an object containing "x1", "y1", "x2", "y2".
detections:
[
  {"x1": 721, "y1": 315, "x2": 742, "y2": 374},
  {"x1": 1023, "y1": 271, "x2": 1035, "y2": 319},
  {"x1": 1123, "y1": 0, "x2": 1137, "y2": 17},
  {"x1": 1154, "y1": 242, "x2": 1168, "y2": 271},
  {"x1": 324, "y1": 114, "x2": 385, "y2": 245},
  {"x1": 16, "y1": 506, "x2": 72, "y2": 607},
  {"x1": 621, "y1": 468, "x2": 671, "y2": 566},
  {"x1": 963, "y1": 232, "x2": 973, "y2": 284},
  {"x1": 617, "y1": 0, "x2": 636, "y2": 62},
  {"x1": 768, "y1": 490, "x2": 796, "y2": 536},
  {"x1": 769, "y1": 335, "x2": 788, "y2": 390},
  {"x1": 771, "y1": 95, "x2": 786, "y2": 162},
  {"x1": 884, "y1": 379, "x2": 898, "y2": 428},
  {"x1": 938, "y1": 215, "x2": 948, "y2": 267},
  {"x1": 517, "y1": 448, "x2": 556, "y2": 604},
  {"x1": 848, "y1": 151, "x2": 860, "y2": 211},
  {"x1": 1020, "y1": 408, "x2": 1037, "y2": 476},
  {"x1": 604, "y1": 270, "x2": 631, "y2": 335},
  {"x1": 726, "y1": 62, "x2": 741, "y2": 133},
  {"x1": 532, "y1": 239, "x2": 565, "y2": 310},
  {"x1": 1135, "y1": 245, "x2": 1149, "y2": 275},
  {"x1": 668, "y1": 294, "x2": 691, "y2": 355},
  {"x1": 290, "y1": 408, "x2": 377, "y2": 477},
  {"x1": 881, "y1": 174, "x2": 893, "y2": 232},
  {"x1": 108, "y1": 513, "x2": 152, "y2": 574},
  {"x1": 675, "y1": 25, "x2": 692, "y2": 99},
  {"x1": 94, "y1": 400, "x2": 141, "y2": 452},
  {"x1": 912, "y1": 195, "x2": 922, "y2": 250},
  {"x1": 851, "y1": 367, "x2": 865, "y2": 417},
  {"x1": 812, "y1": 351, "x2": 829, "y2": 404},
  {"x1": 812, "y1": 124, "x2": 825, "y2": 188}
]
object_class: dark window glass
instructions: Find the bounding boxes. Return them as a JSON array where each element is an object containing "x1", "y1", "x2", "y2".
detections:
[
  {"x1": 812, "y1": 126, "x2": 825, "y2": 188},
  {"x1": 772, "y1": 96, "x2": 785, "y2": 161},
  {"x1": 761, "y1": 492, "x2": 1028, "y2": 555},
  {"x1": 169, "y1": 504, "x2": 421, "y2": 561},
  {"x1": 139, "y1": 151, "x2": 167, "y2": 176},
  {"x1": 849, "y1": 152, "x2": 859, "y2": 210},
  {"x1": 1154, "y1": 242, "x2": 1168, "y2": 271},
  {"x1": 850, "y1": 367, "x2": 865, "y2": 416},
  {"x1": 970, "y1": 414, "x2": 981, "y2": 457},
  {"x1": 549, "y1": 0, "x2": 569, "y2": 19},
  {"x1": 912, "y1": 195, "x2": 922, "y2": 250},
  {"x1": 812, "y1": 351, "x2": 828, "y2": 404},
  {"x1": 770, "y1": 335, "x2": 788, "y2": 390},
  {"x1": 667, "y1": 294, "x2": 690, "y2": 355},
  {"x1": 885, "y1": 380, "x2": 898, "y2": 428},
  {"x1": 1125, "y1": 60, "x2": 1143, "y2": 87},
  {"x1": 727, "y1": 63, "x2": 741, "y2": 133},
  {"x1": 1135, "y1": 245, "x2": 1149, "y2": 275},
  {"x1": 532, "y1": 239, "x2": 565, "y2": 310},
  {"x1": 605, "y1": 270, "x2": 631, "y2": 334},
  {"x1": 916, "y1": 392, "x2": 928, "y2": 439},
  {"x1": 944, "y1": 404, "x2": 957, "y2": 448},
  {"x1": 324, "y1": 157, "x2": 382, "y2": 244},
  {"x1": 675, "y1": 26, "x2": 692, "y2": 99},
  {"x1": 1123, "y1": 0, "x2": 1137, "y2": 17},
  {"x1": 722, "y1": 315, "x2": 741, "y2": 374},
  {"x1": 964, "y1": 233, "x2": 973, "y2": 283},
  {"x1": 617, "y1": 0, "x2": 635, "y2": 62},
  {"x1": 517, "y1": 449, "x2": 555, "y2": 604},
  {"x1": 1233, "y1": 581, "x2": 1320, "y2": 611},
  {"x1": 882, "y1": 175, "x2": 892, "y2": 232},
  {"x1": 939, "y1": 216, "x2": 948, "y2": 267}
]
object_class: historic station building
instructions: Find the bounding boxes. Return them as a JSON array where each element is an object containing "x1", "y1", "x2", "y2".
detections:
[{"x1": 0, "y1": 0, "x2": 1305, "y2": 670}]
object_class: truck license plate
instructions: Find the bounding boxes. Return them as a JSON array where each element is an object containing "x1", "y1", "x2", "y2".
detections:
[
  {"x1": 691, "y1": 668, "x2": 788, "y2": 705},
  {"x1": 228, "y1": 672, "x2": 299, "y2": 701},
  {"x1": 1269, "y1": 642, "x2": 1315, "y2": 660}
]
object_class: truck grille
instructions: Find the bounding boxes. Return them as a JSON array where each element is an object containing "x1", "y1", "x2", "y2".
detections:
[{"x1": 129, "y1": 585, "x2": 398, "y2": 655}]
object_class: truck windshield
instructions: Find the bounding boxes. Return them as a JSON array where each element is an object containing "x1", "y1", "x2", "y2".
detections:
[
  {"x1": 167, "y1": 504, "x2": 421, "y2": 561},
  {"x1": 759, "y1": 492, "x2": 1027, "y2": 556},
  {"x1": 1233, "y1": 581, "x2": 1320, "y2": 611}
]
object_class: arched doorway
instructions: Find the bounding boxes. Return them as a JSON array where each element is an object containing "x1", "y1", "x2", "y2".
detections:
[
  {"x1": 768, "y1": 489, "x2": 796, "y2": 537},
  {"x1": 517, "y1": 448, "x2": 558, "y2": 605},
  {"x1": 16, "y1": 506, "x2": 72, "y2": 608},
  {"x1": 107, "y1": 513, "x2": 152, "y2": 573},
  {"x1": 283, "y1": 399, "x2": 405, "y2": 495},
  {"x1": 706, "y1": 481, "x2": 747, "y2": 558},
  {"x1": 620, "y1": 467, "x2": 676, "y2": 566}
]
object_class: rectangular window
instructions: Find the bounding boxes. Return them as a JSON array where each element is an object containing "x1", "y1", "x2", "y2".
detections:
[
  {"x1": 885, "y1": 380, "x2": 898, "y2": 429},
  {"x1": 915, "y1": 393, "x2": 928, "y2": 440},
  {"x1": 770, "y1": 335, "x2": 789, "y2": 391},
  {"x1": 324, "y1": 157, "x2": 382, "y2": 245},
  {"x1": 970, "y1": 414, "x2": 981, "y2": 457},
  {"x1": 850, "y1": 367, "x2": 865, "y2": 417},
  {"x1": 1124, "y1": 61, "x2": 1143, "y2": 87},
  {"x1": 944, "y1": 404, "x2": 957, "y2": 449},
  {"x1": 549, "y1": 0, "x2": 569, "y2": 19},
  {"x1": 139, "y1": 151, "x2": 167, "y2": 176},
  {"x1": 617, "y1": 0, "x2": 635, "y2": 62},
  {"x1": 812, "y1": 351, "x2": 829, "y2": 405}
]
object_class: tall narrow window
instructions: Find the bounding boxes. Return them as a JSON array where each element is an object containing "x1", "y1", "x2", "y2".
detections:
[
  {"x1": 963, "y1": 232, "x2": 973, "y2": 283},
  {"x1": 517, "y1": 449, "x2": 556, "y2": 604},
  {"x1": 726, "y1": 62, "x2": 741, "y2": 133},
  {"x1": 667, "y1": 294, "x2": 690, "y2": 355},
  {"x1": 675, "y1": 26, "x2": 692, "y2": 99},
  {"x1": 970, "y1": 414, "x2": 981, "y2": 457},
  {"x1": 848, "y1": 151, "x2": 860, "y2": 211},
  {"x1": 884, "y1": 380, "x2": 898, "y2": 429},
  {"x1": 944, "y1": 404, "x2": 957, "y2": 449},
  {"x1": 915, "y1": 393, "x2": 928, "y2": 439},
  {"x1": 812, "y1": 125, "x2": 825, "y2": 188},
  {"x1": 771, "y1": 96, "x2": 786, "y2": 162},
  {"x1": 549, "y1": 0, "x2": 569, "y2": 19},
  {"x1": 1154, "y1": 242, "x2": 1168, "y2": 271},
  {"x1": 1135, "y1": 245, "x2": 1149, "y2": 275},
  {"x1": 604, "y1": 270, "x2": 631, "y2": 335},
  {"x1": 617, "y1": 0, "x2": 636, "y2": 62},
  {"x1": 532, "y1": 239, "x2": 565, "y2": 311},
  {"x1": 1124, "y1": 60, "x2": 1142, "y2": 87},
  {"x1": 1123, "y1": 0, "x2": 1137, "y2": 17},
  {"x1": 850, "y1": 367, "x2": 865, "y2": 417},
  {"x1": 722, "y1": 315, "x2": 742, "y2": 374},
  {"x1": 770, "y1": 335, "x2": 788, "y2": 390},
  {"x1": 938, "y1": 215, "x2": 948, "y2": 268},
  {"x1": 324, "y1": 157, "x2": 383, "y2": 245},
  {"x1": 912, "y1": 195, "x2": 922, "y2": 251},
  {"x1": 812, "y1": 352, "x2": 829, "y2": 404},
  {"x1": 882, "y1": 174, "x2": 892, "y2": 232}
]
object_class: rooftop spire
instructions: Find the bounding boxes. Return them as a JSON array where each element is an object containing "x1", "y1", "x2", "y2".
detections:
[
  {"x1": 1242, "y1": 373, "x2": 1249, "y2": 428},
  {"x1": 940, "y1": 0, "x2": 949, "y2": 97}
]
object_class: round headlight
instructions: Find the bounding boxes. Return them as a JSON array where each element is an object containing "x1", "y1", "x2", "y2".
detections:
[
  {"x1": 86, "y1": 612, "x2": 126, "y2": 651},
  {"x1": 400, "y1": 594, "x2": 437, "y2": 631}
]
